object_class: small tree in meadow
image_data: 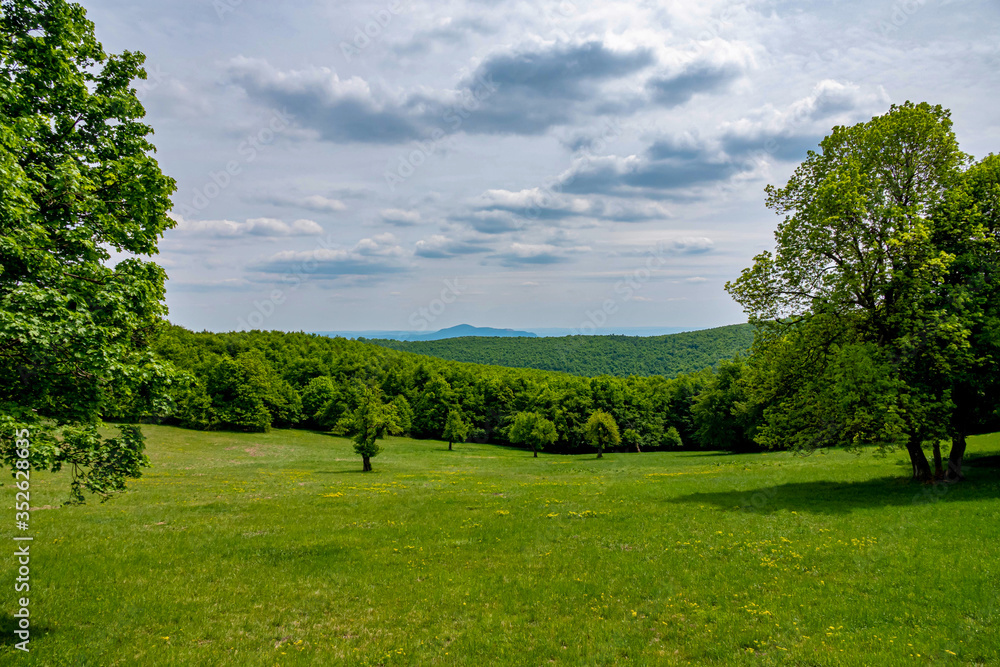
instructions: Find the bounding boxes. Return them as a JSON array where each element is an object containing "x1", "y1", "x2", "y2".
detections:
[
  {"x1": 442, "y1": 409, "x2": 469, "y2": 451},
  {"x1": 338, "y1": 385, "x2": 401, "y2": 472},
  {"x1": 508, "y1": 412, "x2": 558, "y2": 458},
  {"x1": 584, "y1": 410, "x2": 620, "y2": 458}
]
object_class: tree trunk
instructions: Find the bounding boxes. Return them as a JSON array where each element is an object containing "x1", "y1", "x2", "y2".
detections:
[
  {"x1": 905, "y1": 438, "x2": 933, "y2": 482},
  {"x1": 946, "y1": 433, "x2": 967, "y2": 482},
  {"x1": 597, "y1": 448, "x2": 603, "y2": 459},
  {"x1": 933, "y1": 440, "x2": 944, "y2": 480},
  {"x1": 448, "y1": 441, "x2": 453, "y2": 451},
  {"x1": 362, "y1": 455, "x2": 372, "y2": 472},
  {"x1": 533, "y1": 449, "x2": 537, "y2": 458},
  {"x1": 635, "y1": 442, "x2": 641, "y2": 453}
]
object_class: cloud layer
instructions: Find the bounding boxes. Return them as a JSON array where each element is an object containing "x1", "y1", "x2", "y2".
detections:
[{"x1": 87, "y1": 0, "x2": 1000, "y2": 331}]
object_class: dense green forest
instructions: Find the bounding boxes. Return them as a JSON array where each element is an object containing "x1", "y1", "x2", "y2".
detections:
[
  {"x1": 368, "y1": 324, "x2": 754, "y2": 377},
  {"x1": 145, "y1": 325, "x2": 757, "y2": 455}
]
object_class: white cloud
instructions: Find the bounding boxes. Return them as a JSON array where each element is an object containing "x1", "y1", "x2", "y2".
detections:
[
  {"x1": 251, "y1": 235, "x2": 410, "y2": 278},
  {"x1": 380, "y1": 209, "x2": 422, "y2": 226},
  {"x1": 415, "y1": 234, "x2": 490, "y2": 258},
  {"x1": 299, "y1": 195, "x2": 347, "y2": 212},
  {"x1": 170, "y1": 215, "x2": 324, "y2": 238}
]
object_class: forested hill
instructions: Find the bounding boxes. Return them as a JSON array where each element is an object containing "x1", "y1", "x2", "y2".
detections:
[
  {"x1": 367, "y1": 324, "x2": 755, "y2": 377},
  {"x1": 146, "y1": 325, "x2": 760, "y2": 454}
]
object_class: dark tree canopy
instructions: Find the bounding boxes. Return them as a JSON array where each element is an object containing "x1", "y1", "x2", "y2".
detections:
[
  {"x1": 0, "y1": 0, "x2": 177, "y2": 501},
  {"x1": 151, "y1": 326, "x2": 757, "y2": 461}
]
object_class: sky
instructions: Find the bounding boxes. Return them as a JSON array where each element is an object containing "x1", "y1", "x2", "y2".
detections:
[{"x1": 82, "y1": 0, "x2": 1000, "y2": 334}]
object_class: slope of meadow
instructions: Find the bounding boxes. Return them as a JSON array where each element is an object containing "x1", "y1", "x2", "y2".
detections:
[{"x1": 3, "y1": 426, "x2": 999, "y2": 665}]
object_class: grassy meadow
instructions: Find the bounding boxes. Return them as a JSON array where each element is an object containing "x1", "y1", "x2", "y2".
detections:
[{"x1": 3, "y1": 426, "x2": 1000, "y2": 665}]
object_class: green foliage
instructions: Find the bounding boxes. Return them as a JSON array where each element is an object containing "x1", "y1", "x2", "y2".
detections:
[
  {"x1": 167, "y1": 374, "x2": 213, "y2": 431},
  {"x1": 391, "y1": 394, "x2": 414, "y2": 437},
  {"x1": 0, "y1": 0, "x2": 176, "y2": 501},
  {"x1": 508, "y1": 411, "x2": 558, "y2": 457},
  {"x1": 621, "y1": 428, "x2": 642, "y2": 452},
  {"x1": 337, "y1": 384, "x2": 401, "y2": 471},
  {"x1": 583, "y1": 410, "x2": 620, "y2": 457},
  {"x1": 205, "y1": 351, "x2": 300, "y2": 432},
  {"x1": 152, "y1": 326, "x2": 753, "y2": 456},
  {"x1": 933, "y1": 154, "x2": 1000, "y2": 444},
  {"x1": 726, "y1": 102, "x2": 998, "y2": 479},
  {"x1": 442, "y1": 409, "x2": 469, "y2": 449},
  {"x1": 300, "y1": 376, "x2": 338, "y2": 427},
  {"x1": 413, "y1": 374, "x2": 452, "y2": 438},
  {"x1": 691, "y1": 358, "x2": 757, "y2": 452},
  {"x1": 746, "y1": 322, "x2": 910, "y2": 455},
  {"x1": 372, "y1": 324, "x2": 754, "y2": 378},
  {"x1": 663, "y1": 426, "x2": 683, "y2": 448}
]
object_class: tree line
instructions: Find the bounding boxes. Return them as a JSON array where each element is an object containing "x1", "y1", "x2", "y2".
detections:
[{"x1": 141, "y1": 326, "x2": 756, "y2": 464}]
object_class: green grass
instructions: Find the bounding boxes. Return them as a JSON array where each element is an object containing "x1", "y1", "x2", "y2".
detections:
[{"x1": 4, "y1": 426, "x2": 1000, "y2": 665}]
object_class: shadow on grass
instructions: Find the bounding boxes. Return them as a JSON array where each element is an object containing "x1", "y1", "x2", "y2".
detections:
[
  {"x1": 0, "y1": 612, "x2": 49, "y2": 648},
  {"x1": 667, "y1": 467, "x2": 1000, "y2": 515},
  {"x1": 968, "y1": 454, "x2": 1000, "y2": 469}
]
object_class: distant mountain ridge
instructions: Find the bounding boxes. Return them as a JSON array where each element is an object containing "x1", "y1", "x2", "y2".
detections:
[
  {"x1": 315, "y1": 324, "x2": 537, "y2": 342},
  {"x1": 371, "y1": 323, "x2": 755, "y2": 378},
  {"x1": 405, "y1": 324, "x2": 538, "y2": 341}
]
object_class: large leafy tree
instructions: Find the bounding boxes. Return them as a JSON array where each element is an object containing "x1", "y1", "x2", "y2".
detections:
[
  {"x1": 930, "y1": 155, "x2": 1000, "y2": 479},
  {"x1": 300, "y1": 376, "x2": 339, "y2": 428},
  {"x1": 205, "y1": 351, "x2": 302, "y2": 432},
  {"x1": 0, "y1": 1, "x2": 177, "y2": 501},
  {"x1": 727, "y1": 102, "x2": 995, "y2": 481},
  {"x1": 691, "y1": 358, "x2": 757, "y2": 453}
]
